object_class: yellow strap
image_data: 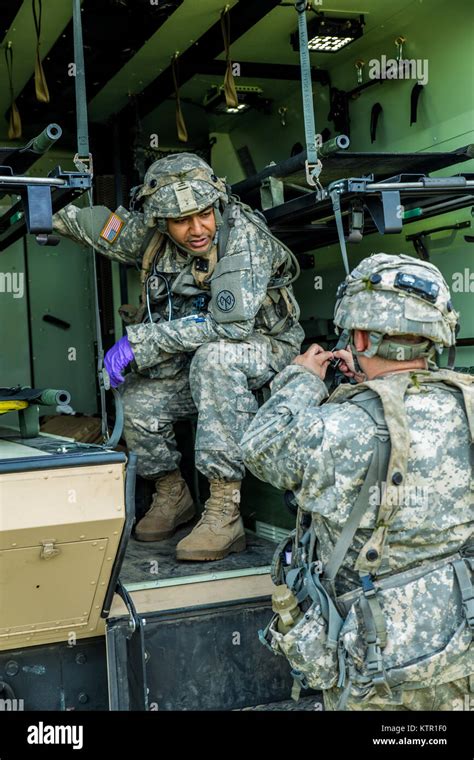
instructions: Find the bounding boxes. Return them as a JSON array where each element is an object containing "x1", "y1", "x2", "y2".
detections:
[
  {"x1": 8, "y1": 101, "x2": 22, "y2": 140},
  {"x1": 172, "y1": 54, "x2": 188, "y2": 143},
  {"x1": 220, "y1": 7, "x2": 239, "y2": 109},
  {"x1": 0, "y1": 400, "x2": 28, "y2": 414},
  {"x1": 35, "y1": 52, "x2": 50, "y2": 103},
  {"x1": 280, "y1": 286, "x2": 295, "y2": 317},
  {"x1": 140, "y1": 230, "x2": 164, "y2": 285},
  {"x1": 123, "y1": 230, "x2": 165, "y2": 325},
  {"x1": 5, "y1": 43, "x2": 22, "y2": 140},
  {"x1": 33, "y1": 0, "x2": 50, "y2": 103}
]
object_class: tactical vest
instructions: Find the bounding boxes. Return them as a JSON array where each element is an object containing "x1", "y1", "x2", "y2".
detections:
[
  {"x1": 261, "y1": 369, "x2": 474, "y2": 706},
  {"x1": 119, "y1": 200, "x2": 300, "y2": 335}
]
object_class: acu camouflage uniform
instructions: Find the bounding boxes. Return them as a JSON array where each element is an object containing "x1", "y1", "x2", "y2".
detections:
[
  {"x1": 53, "y1": 156, "x2": 304, "y2": 482},
  {"x1": 241, "y1": 254, "x2": 473, "y2": 711}
]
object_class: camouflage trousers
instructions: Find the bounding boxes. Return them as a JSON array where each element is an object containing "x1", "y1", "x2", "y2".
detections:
[
  {"x1": 120, "y1": 335, "x2": 299, "y2": 481},
  {"x1": 323, "y1": 675, "x2": 473, "y2": 711}
]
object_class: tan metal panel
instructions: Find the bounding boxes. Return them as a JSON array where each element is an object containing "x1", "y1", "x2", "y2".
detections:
[
  {"x1": 0, "y1": 462, "x2": 126, "y2": 651},
  {"x1": 0, "y1": 539, "x2": 107, "y2": 635},
  {"x1": 0, "y1": 463, "x2": 125, "y2": 550}
]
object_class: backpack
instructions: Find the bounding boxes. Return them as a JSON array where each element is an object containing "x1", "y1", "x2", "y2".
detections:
[{"x1": 260, "y1": 369, "x2": 474, "y2": 706}]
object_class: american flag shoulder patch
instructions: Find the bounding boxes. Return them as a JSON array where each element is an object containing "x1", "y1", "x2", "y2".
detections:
[{"x1": 99, "y1": 212, "x2": 124, "y2": 243}]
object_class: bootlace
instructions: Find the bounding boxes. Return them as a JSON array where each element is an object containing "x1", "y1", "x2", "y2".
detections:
[{"x1": 198, "y1": 502, "x2": 226, "y2": 525}]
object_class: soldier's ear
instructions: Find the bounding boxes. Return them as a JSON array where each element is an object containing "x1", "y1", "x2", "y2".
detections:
[{"x1": 353, "y1": 329, "x2": 370, "y2": 353}]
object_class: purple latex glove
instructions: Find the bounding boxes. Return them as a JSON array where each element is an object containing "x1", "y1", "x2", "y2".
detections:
[{"x1": 104, "y1": 336, "x2": 135, "y2": 388}]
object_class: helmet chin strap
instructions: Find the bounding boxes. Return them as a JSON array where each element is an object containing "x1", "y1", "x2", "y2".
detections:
[
  {"x1": 351, "y1": 330, "x2": 437, "y2": 364},
  {"x1": 349, "y1": 334, "x2": 366, "y2": 375},
  {"x1": 351, "y1": 330, "x2": 384, "y2": 359}
]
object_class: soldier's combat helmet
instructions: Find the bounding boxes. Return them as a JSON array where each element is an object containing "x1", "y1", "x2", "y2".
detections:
[
  {"x1": 134, "y1": 153, "x2": 228, "y2": 230},
  {"x1": 333, "y1": 253, "x2": 459, "y2": 360}
]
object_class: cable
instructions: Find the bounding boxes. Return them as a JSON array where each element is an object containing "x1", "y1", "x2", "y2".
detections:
[
  {"x1": 86, "y1": 189, "x2": 109, "y2": 441},
  {"x1": 146, "y1": 283, "x2": 153, "y2": 324},
  {"x1": 145, "y1": 271, "x2": 173, "y2": 323},
  {"x1": 0, "y1": 682, "x2": 16, "y2": 700}
]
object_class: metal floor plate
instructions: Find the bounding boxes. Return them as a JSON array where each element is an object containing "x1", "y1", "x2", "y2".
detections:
[{"x1": 120, "y1": 523, "x2": 276, "y2": 587}]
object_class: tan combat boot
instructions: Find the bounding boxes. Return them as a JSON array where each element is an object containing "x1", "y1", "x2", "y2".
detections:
[
  {"x1": 176, "y1": 479, "x2": 246, "y2": 561},
  {"x1": 135, "y1": 470, "x2": 195, "y2": 542}
]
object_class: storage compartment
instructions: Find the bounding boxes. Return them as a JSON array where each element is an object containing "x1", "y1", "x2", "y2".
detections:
[
  {"x1": 0, "y1": 539, "x2": 109, "y2": 637},
  {"x1": 0, "y1": 442, "x2": 127, "y2": 650}
]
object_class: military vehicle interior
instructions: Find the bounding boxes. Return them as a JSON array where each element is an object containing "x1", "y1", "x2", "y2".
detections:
[{"x1": 0, "y1": 0, "x2": 473, "y2": 711}]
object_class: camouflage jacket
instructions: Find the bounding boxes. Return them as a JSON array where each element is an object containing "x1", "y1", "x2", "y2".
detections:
[
  {"x1": 241, "y1": 364, "x2": 473, "y2": 595},
  {"x1": 53, "y1": 202, "x2": 304, "y2": 368}
]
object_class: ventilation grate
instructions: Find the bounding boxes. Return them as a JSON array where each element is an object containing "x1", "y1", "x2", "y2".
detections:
[{"x1": 254, "y1": 521, "x2": 291, "y2": 544}]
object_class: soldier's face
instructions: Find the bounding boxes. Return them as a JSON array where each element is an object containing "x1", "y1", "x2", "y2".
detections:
[{"x1": 167, "y1": 207, "x2": 217, "y2": 254}]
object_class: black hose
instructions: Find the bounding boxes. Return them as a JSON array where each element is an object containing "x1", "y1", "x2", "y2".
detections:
[{"x1": 0, "y1": 681, "x2": 16, "y2": 700}]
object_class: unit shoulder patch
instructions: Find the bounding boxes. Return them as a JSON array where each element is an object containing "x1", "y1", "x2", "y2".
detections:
[
  {"x1": 99, "y1": 212, "x2": 124, "y2": 244},
  {"x1": 216, "y1": 289, "x2": 236, "y2": 312}
]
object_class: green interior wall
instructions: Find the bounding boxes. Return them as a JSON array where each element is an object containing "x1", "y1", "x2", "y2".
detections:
[
  {"x1": 1, "y1": 149, "x2": 98, "y2": 417},
  {"x1": 224, "y1": 0, "x2": 474, "y2": 360},
  {"x1": 0, "y1": 239, "x2": 31, "y2": 394},
  {"x1": 2, "y1": 0, "x2": 473, "y2": 529},
  {"x1": 226, "y1": 0, "x2": 474, "y2": 528}
]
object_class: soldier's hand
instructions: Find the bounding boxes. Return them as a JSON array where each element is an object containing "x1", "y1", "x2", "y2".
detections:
[
  {"x1": 333, "y1": 347, "x2": 366, "y2": 382},
  {"x1": 292, "y1": 344, "x2": 334, "y2": 380},
  {"x1": 104, "y1": 336, "x2": 135, "y2": 387}
]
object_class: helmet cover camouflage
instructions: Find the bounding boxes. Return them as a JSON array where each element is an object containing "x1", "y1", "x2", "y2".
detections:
[
  {"x1": 136, "y1": 153, "x2": 228, "y2": 228},
  {"x1": 333, "y1": 253, "x2": 459, "y2": 358}
]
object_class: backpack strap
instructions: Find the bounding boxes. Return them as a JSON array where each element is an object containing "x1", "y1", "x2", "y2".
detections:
[
  {"x1": 303, "y1": 564, "x2": 344, "y2": 649},
  {"x1": 353, "y1": 373, "x2": 413, "y2": 575},
  {"x1": 322, "y1": 390, "x2": 392, "y2": 681},
  {"x1": 121, "y1": 230, "x2": 165, "y2": 324},
  {"x1": 328, "y1": 370, "x2": 472, "y2": 577},
  {"x1": 323, "y1": 389, "x2": 391, "y2": 592},
  {"x1": 217, "y1": 201, "x2": 235, "y2": 261}
]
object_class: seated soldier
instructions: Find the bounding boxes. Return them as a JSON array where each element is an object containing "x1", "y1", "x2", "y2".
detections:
[{"x1": 53, "y1": 153, "x2": 304, "y2": 561}]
